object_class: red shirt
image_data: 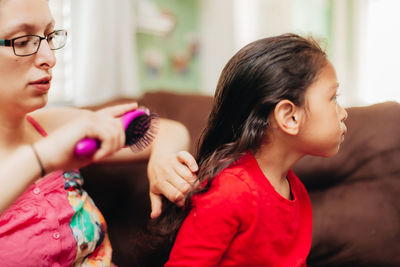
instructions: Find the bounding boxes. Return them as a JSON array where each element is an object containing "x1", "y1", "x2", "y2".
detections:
[{"x1": 166, "y1": 152, "x2": 312, "y2": 267}]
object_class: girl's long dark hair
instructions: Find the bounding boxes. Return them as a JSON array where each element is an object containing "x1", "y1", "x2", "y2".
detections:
[{"x1": 133, "y1": 33, "x2": 327, "y2": 266}]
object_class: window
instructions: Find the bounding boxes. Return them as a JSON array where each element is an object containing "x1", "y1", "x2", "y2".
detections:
[
  {"x1": 357, "y1": 0, "x2": 400, "y2": 104},
  {"x1": 48, "y1": 0, "x2": 72, "y2": 105}
]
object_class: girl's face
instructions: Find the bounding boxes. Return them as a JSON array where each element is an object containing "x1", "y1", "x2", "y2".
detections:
[
  {"x1": 0, "y1": 0, "x2": 56, "y2": 114},
  {"x1": 298, "y1": 61, "x2": 348, "y2": 157}
]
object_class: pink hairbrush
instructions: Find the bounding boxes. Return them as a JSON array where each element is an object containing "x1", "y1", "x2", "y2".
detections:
[{"x1": 74, "y1": 108, "x2": 159, "y2": 157}]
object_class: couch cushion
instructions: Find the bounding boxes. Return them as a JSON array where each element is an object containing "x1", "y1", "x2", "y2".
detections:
[{"x1": 140, "y1": 91, "x2": 213, "y2": 154}]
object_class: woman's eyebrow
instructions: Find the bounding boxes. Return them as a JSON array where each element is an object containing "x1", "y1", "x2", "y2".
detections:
[
  {"x1": 2, "y1": 23, "x2": 35, "y2": 36},
  {"x1": 2, "y1": 20, "x2": 55, "y2": 37},
  {"x1": 46, "y1": 20, "x2": 56, "y2": 30}
]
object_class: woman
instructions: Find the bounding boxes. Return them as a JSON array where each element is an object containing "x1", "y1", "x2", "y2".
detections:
[{"x1": 0, "y1": 0, "x2": 197, "y2": 265}]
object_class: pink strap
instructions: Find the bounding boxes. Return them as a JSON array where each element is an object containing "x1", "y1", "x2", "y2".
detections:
[{"x1": 26, "y1": 115, "x2": 48, "y2": 137}]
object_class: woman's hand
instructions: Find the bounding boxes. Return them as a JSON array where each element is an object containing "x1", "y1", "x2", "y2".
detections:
[
  {"x1": 147, "y1": 150, "x2": 198, "y2": 219},
  {"x1": 35, "y1": 103, "x2": 138, "y2": 173},
  {"x1": 0, "y1": 103, "x2": 138, "y2": 214}
]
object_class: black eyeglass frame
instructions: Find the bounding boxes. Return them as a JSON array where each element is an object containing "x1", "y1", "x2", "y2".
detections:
[{"x1": 0, "y1": 29, "x2": 67, "y2": 57}]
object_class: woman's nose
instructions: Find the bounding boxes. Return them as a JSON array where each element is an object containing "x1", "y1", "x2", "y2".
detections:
[{"x1": 34, "y1": 40, "x2": 56, "y2": 69}]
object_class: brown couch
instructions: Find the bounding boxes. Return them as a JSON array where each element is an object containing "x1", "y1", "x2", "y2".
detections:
[{"x1": 81, "y1": 91, "x2": 400, "y2": 266}]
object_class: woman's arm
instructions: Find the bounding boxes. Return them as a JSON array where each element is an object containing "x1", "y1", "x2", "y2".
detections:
[
  {"x1": 32, "y1": 104, "x2": 198, "y2": 218},
  {"x1": 101, "y1": 117, "x2": 198, "y2": 218},
  {"x1": 0, "y1": 145, "x2": 45, "y2": 214},
  {"x1": 0, "y1": 106, "x2": 131, "y2": 214}
]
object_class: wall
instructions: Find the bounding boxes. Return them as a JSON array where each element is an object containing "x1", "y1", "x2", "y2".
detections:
[{"x1": 136, "y1": 0, "x2": 201, "y2": 93}]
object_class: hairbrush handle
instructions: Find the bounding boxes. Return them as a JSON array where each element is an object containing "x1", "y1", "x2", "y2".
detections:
[
  {"x1": 74, "y1": 138, "x2": 99, "y2": 157},
  {"x1": 74, "y1": 108, "x2": 152, "y2": 157}
]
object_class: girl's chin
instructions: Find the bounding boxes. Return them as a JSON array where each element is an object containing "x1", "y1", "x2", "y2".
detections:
[{"x1": 310, "y1": 145, "x2": 341, "y2": 158}]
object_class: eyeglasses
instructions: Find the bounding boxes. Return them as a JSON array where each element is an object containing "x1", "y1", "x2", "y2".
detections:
[{"x1": 0, "y1": 30, "x2": 67, "y2": 57}]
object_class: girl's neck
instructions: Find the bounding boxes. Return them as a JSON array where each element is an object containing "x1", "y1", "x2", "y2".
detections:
[{"x1": 254, "y1": 139, "x2": 304, "y2": 199}]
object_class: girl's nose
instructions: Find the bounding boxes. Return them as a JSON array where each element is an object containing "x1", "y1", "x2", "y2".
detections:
[{"x1": 340, "y1": 105, "x2": 348, "y2": 122}]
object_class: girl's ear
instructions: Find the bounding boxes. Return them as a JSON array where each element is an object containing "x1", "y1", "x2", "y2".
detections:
[{"x1": 273, "y1": 99, "x2": 302, "y2": 135}]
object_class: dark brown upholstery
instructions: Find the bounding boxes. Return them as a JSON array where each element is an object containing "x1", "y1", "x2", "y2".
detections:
[{"x1": 81, "y1": 91, "x2": 400, "y2": 266}]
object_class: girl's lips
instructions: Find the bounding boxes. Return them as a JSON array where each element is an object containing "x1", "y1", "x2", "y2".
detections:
[
  {"x1": 340, "y1": 124, "x2": 347, "y2": 142},
  {"x1": 343, "y1": 125, "x2": 347, "y2": 135}
]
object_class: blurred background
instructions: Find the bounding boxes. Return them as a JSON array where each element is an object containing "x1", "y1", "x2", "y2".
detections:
[{"x1": 49, "y1": 0, "x2": 400, "y2": 108}]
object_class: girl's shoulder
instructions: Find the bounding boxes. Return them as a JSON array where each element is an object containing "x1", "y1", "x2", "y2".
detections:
[
  {"x1": 203, "y1": 153, "x2": 258, "y2": 194},
  {"x1": 196, "y1": 168, "x2": 256, "y2": 207},
  {"x1": 191, "y1": 169, "x2": 259, "y2": 227}
]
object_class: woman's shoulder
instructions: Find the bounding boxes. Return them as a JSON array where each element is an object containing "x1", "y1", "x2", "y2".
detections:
[{"x1": 28, "y1": 107, "x2": 86, "y2": 133}]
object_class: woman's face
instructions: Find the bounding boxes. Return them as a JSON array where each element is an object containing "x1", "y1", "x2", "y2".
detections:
[{"x1": 0, "y1": 0, "x2": 56, "y2": 114}]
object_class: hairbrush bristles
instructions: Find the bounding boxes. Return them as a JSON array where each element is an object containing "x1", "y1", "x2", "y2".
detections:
[
  {"x1": 74, "y1": 107, "x2": 159, "y2": 157},
  {"x1": 125, "y1": 112, "x2": 159, "y2": 152}
]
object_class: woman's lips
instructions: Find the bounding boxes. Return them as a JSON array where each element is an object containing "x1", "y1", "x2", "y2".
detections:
[{"x1": 29, "y1": 77, "x2": 51, "y2": 92}]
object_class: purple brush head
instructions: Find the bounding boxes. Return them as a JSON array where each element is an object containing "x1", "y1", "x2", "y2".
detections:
[
  {"x1": 74, "y1": 108, "x2": 159, "y2": 157},
  {"x1": 123, "y1": 108, "x2": 159, "y2": 152}
]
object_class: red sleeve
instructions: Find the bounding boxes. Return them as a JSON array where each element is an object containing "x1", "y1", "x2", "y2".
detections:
[{"x1": 165, "y1": 172, "x2": 254, "y2": 267}]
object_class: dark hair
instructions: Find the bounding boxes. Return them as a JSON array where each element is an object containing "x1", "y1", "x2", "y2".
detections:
[{"x1": 133, "y1": 33, "x2": 327, "y2": 265}]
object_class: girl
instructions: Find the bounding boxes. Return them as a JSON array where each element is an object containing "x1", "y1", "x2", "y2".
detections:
[
  {"x1": 0, "y1": 0, "x2": 197, "y2": 266},
  {"x1": 164, "y1": 34, "x2": 348, "y2": 266}
]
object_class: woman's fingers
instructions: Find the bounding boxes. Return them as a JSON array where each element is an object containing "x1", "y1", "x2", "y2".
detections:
[
  {"x1": 148, "y1": 150, "x2": 199, "y2": 209},
  {"x1": 149, "y1": 165, "x2": 190, "y2": 197},
  {"x1": 152, "y1": 179, "x2": 185, "y2": 205},
  {"x1": 92, "y1": 117, "x2": 125, "y2": 161},
  {"x1": 97, "y1": 102, "x2": 138, "y2": 117},
  {"x1": 91, "y1": 102, "x2": 140, "y2": 161},
  {"x1": 149, "y1": 193, "x2": 163, "y2": 219},
  {"x1": 176, "y1": 151, "x2": 198, "y2": 173}
]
